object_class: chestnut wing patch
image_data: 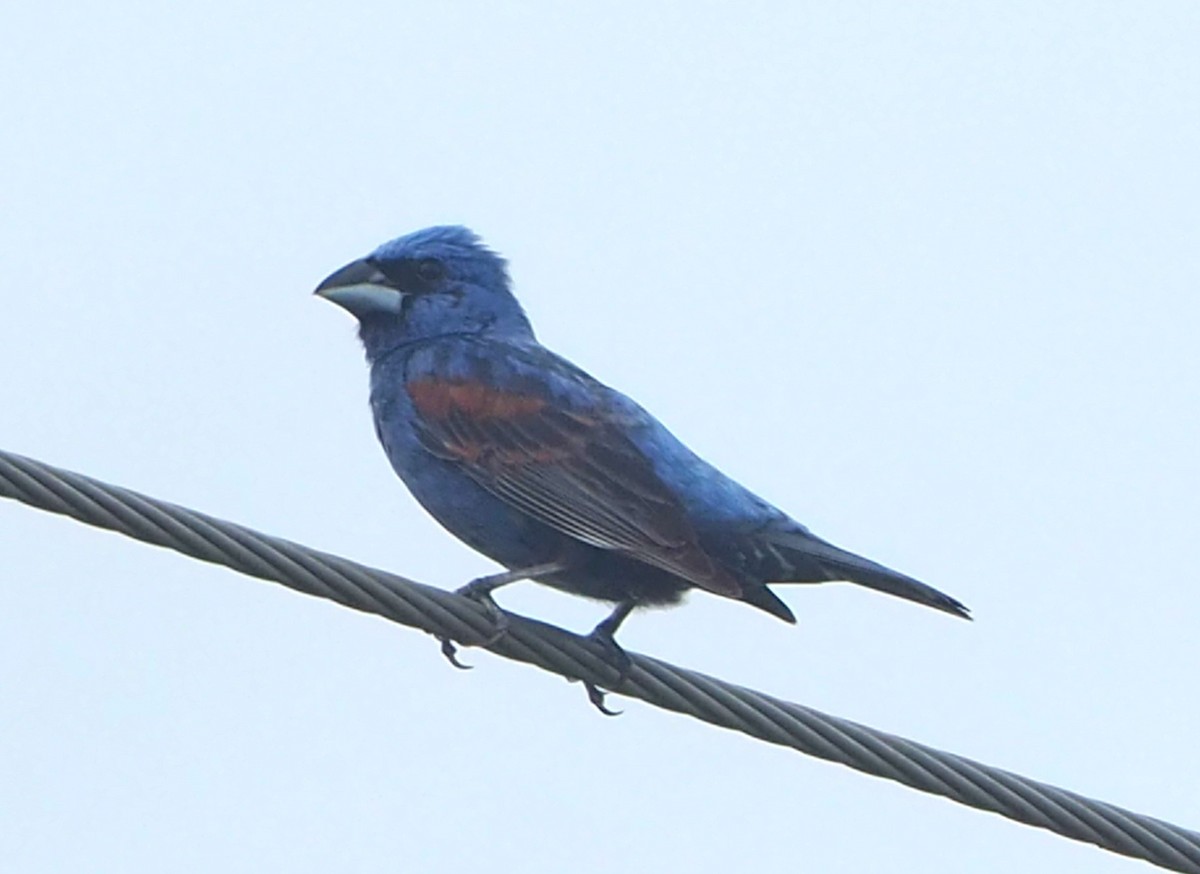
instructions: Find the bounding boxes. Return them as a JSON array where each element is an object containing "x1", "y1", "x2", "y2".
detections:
[{"x1": 407, "y1": 378, "x2": 741, "y2": 597}]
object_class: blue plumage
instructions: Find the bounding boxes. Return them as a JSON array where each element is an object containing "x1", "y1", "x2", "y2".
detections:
[{"x1": 316, "y1": 226, "x2": 969, "y2": 646}]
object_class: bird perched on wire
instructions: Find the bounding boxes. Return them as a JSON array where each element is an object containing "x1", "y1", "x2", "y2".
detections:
[{"x1": 316, "y1": 226, "x2": 969, "y2": 708}]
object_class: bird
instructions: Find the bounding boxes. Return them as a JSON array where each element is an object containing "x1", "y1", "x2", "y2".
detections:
[{"x1": 315, "y1": 226, "x2": 969, "y2": 707}]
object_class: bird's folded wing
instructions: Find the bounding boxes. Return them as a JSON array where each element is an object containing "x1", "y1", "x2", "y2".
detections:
[{"x1": 407, "y1": 378, "x2": 741, "y2": 597}]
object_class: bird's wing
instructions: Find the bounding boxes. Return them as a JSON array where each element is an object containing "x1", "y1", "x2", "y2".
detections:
[{"x1": 406, "y1": 375, "x2": 742, "y2": 598}]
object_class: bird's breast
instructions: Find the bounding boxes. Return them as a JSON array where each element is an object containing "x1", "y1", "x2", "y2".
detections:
[{"x1": 366, "y1": 362, "x2": 551, "y2": 569}]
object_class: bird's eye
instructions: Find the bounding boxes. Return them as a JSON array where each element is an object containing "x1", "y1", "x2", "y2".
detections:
[{"x1": 416, "y1": 258, "x2": 444, "y2": 282}]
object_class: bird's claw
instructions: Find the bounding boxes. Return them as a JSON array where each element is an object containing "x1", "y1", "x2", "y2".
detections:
[
  {"x1": 454, "y1": 582, "x2": 510, "y2": 645},
  {"x1": 436, "y1": 578, "x2": 510, "y2": 669},
  {"x1": 584, "y1": 682, "x2": 623, "y2": 716},
  {"x1": 576, "y1": 625, "x2": 633, "y2": 715},
  {"x1": 440, "y1": 637, "x2": 473, "y2": 670},
  {"x1": 586, "y1": 625, "x2": 633, "y2": 687}
]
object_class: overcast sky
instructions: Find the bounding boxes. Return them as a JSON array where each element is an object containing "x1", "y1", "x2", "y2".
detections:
[{"x1": 2, "y1": 3, "x2": 1198, "y2": 872}]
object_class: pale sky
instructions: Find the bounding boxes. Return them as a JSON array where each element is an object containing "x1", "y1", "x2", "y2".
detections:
[{"x1": 2, "y1": 3, "x2": 1198, "y2": 872}]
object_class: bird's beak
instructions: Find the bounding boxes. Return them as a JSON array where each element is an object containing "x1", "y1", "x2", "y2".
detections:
[{"x1": 313, "y1": 258, "x2": 405, "y2": 317}]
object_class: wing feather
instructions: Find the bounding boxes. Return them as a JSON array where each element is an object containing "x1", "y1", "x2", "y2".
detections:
[{"x1": 408, "y1": 376, "x2": 741, "y2": 597}]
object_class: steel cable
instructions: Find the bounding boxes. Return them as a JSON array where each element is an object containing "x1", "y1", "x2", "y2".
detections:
[{"x1": 1, "y1": 447, "x2": 1197, "y2": 872}]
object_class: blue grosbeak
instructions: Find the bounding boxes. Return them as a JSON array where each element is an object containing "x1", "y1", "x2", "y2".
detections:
[{"x1": 316, "y1": 227, "x2": 968, "y2": 705}]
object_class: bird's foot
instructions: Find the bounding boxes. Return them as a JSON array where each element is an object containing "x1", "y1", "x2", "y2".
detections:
[
  {"x1": 436, "y1": 562, "x2": 566, "y2": 669},
  {"x1": 437, "y1": 577, "x2": 510, "y2": 670},
  {"x1": 453, "y1": 577, "x2": 510, "y2": 648},
  {"x1": 579, "y1": 614, "x2": 635, "y2": 717},
  {"x1": 584, "y1": 682, "x2": 623, "y2": 717}
]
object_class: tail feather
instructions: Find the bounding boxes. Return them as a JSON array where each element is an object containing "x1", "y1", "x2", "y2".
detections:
[
  {"x1": 741, "y1": 582, "x2": 797, "y2": 624},
  {"x1": 761, "y1": 528, "x2": 971, "y2": 620}
]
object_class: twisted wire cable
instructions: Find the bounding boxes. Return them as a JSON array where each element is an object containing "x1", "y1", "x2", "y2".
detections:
[{"x1": 1, "y1": 447, "x2": 1197, "y2": 873}]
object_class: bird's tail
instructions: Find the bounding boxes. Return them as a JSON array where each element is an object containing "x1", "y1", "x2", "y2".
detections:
[{"x1": 762, "y1": 528, "x2": 971, "y2": 620}]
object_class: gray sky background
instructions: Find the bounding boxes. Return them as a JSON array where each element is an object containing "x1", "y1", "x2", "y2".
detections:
[{"x1": 2, "y1": 3, "x2": 1198, "y2": 872}]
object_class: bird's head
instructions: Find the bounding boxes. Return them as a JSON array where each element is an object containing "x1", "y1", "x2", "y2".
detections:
[{"x1": 315, "y1": 226, "x2": 533, "y2": 360}]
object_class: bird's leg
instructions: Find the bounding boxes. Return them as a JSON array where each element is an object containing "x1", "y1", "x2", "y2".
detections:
[
  {"x1": 581, "y1": 600, "x2": 637, "y2": 716},
  {"x1": 455, "y1": 561, "x2": 566, "y2": 601},
  {"x1": 439, "y1": 561, "x2": 568, "y2": 669}
]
